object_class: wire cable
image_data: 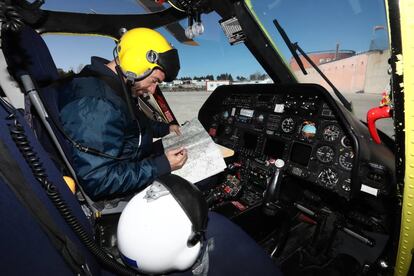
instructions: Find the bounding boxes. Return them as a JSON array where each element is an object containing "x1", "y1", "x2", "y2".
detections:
[
  {"x1": 7, "y1": 112, "x2": 138, "y2": 276},
  {"x1": 168, "y1": 0, "x2": 186, "y2": 12}
]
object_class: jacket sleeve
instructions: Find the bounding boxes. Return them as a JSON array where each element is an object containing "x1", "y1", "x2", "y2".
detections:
[
  {"x1": 151, "y1": 120, "x2": 170, "y2": 138},
  {"x1": 135, "y1": 110, "x2": 170, "y2": 138},
  {"x1": 60, "y1": 96, "x2": 171, "y2": 200}
]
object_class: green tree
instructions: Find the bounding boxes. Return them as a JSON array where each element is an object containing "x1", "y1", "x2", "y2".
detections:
[
  {"x1": 206, "y1": 74, "x2": 214, "y2": 80},
  {"x1": 217, "y1": 73, "x2": 233, "y2": 81},
  {"x1": 249, "y1": 71, "x2": 262, "y2": 81},
  {"x1": 57, "y1": 68, "x2": 75, "y2": 78}
]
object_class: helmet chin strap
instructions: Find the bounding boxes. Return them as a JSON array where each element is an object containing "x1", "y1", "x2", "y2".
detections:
[
  {"x1": 115, "y1": 65, "x2": 136, "y2": 119},
  {"x1": 115, "y1": 64, "x2": 142, "y2": 149}
]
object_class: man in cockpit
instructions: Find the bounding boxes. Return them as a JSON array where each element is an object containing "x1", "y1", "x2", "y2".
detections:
[
  {"x1": 58, "y1": 28, "x2": 187, "y2": 201},
  {"x1": 58, "y1": 27, "x2": 281, "y2": 275}
]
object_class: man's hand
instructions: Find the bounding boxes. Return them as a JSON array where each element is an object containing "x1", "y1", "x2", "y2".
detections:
[
  {"x1": 169, "y1": 124, "x2": 181, "y2": 136},
  {"x1": 165, "y1": 147, "x2": 188, "y2": 171}
]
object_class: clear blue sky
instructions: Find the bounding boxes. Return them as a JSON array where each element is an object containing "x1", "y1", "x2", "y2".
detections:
[
  {"x1": 42, "y1": 0, "x2": 388, "y2": 78},
  {"x1": 254, "y1": 0, "x2": 388, "y2": 55}
]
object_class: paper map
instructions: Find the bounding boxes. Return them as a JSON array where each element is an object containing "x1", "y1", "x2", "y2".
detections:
[{"x1": 162, "y1": 118, "x2": 226, "y2": 183}]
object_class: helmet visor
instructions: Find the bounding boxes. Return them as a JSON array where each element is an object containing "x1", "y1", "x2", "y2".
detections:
[{"x1": 157, "y1": 49, "x2": 180, "y2": 82}]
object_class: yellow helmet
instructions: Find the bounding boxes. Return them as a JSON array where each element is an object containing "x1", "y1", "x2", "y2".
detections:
[{"x1": 117, "y1": 28, "x2": 180, "y2": 82}]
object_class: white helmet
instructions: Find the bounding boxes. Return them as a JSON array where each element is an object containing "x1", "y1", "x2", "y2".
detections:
[{"x1": 117, "y1": 175, "x2": 208, "y2": 274}]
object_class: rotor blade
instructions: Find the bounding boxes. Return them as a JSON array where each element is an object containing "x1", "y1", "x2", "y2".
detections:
[
  {"x1": 135, "y1": 0, "x2": 198, "y2": 45},
  {"x1": 165, "y1": 23, "x2": 198, "y2": 46},
  {"x1": 136, "y1": 0, "x2": 165, "y2": 12}
]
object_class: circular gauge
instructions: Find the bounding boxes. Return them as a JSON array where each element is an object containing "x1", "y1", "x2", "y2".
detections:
[
  {"x1": 317, "y1": 168, "x2": 339, "y2": 188},
  {"x1": 316, "y1": 145, "x2": 335, "y2": 163},
  {"x1": 323, "y1": 125, "x2": 341, "y2": 142},
  {"x1": 341, "y1": 136, "x2": 352, "y2": 148},
  {"x1": 301, "y1": 121, "x2": 317, "y2": 140},
  {"x1": 342, "y1": 179, "x2": 351, "y2": 192},
  {"x1": 339, "y1": 150, "x2": 354, "y2": 171},
  {"x1": 281, "y1": 117, "x2": 295, "y2": 133}
]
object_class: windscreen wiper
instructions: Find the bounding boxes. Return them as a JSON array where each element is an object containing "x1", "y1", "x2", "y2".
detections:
[{"x1": 273, "y1": 19, "x2": 353, "y2": 112}]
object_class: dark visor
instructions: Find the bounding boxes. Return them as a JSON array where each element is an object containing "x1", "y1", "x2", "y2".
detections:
[
  {"x1": 157, "y1": 49, "x2": 180, "y2": 82},
  {"x1": 157, "y1": 174, "x2": 208, "y2": 246}
]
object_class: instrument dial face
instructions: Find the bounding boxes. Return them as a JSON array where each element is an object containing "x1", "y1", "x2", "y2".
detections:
[
  {"x1": 316, "y1": 145, "x2": 335, "y2": 163},
  {"x1": 281, "y1": 117, "x2": 295, "y2": 133},
  {"x1": 342, "y1": 179, "x2": 351, "y2": 192},
  {"x1": 339, "y1": 150, "x2": 354, "y2": 170},
  {"x1": 301, "y1": 121, "x2": 317, "y2": 140},
  {"x1": 341, "y1": 136, "x2": 352, "y2": 148},
  {"x1": 323, "y1": 125, "x2": 341, "y2": 142},
  {"x1": 317, "y1": 168, "x2": 339, "y2": 188}
]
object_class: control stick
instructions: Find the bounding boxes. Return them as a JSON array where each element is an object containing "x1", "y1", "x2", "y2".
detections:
[{"x1": 263, "y1": 159, "x2": 285, "y2": 216}]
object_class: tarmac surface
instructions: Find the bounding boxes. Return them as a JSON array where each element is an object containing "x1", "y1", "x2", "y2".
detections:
[{"x1": 164, "y1": 91, "x2": 395, "y2": 139}]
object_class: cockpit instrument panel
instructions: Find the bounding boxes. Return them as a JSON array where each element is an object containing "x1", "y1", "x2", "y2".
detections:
[{"x1": 199, "y1": 84, "x2": 394, "y2": 201}]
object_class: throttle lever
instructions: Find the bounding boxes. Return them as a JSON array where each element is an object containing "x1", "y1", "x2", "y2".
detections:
[{"x1": 263, "y1": 159, "x2": 285, "y2": 216}]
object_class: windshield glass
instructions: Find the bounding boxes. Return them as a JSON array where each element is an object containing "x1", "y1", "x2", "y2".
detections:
[
  {"x1": 248, "y1": 0, "x2": 393, "y2": 138},
  {"x1": 42, "y1": 0, "x2": 393, "y2": 138},
  {"x1": 43, "y1": 0, "x2": 144, "y2": 14},
  {"x1": 43, "y1": 2, "x2": 265, "y2": 124}
]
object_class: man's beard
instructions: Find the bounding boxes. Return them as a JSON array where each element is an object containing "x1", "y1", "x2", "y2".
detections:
[
  {"x1": 131, "y1": 86, "x2": 149, "y2": 99},
  {"x1": 131, "y1": 83, "x2": 144, "y2": 97}
]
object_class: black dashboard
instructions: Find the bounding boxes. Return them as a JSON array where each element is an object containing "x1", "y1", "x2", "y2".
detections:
[
  {"x1": 197, "y1": 83, "x2": 397, "y2": 273},
  {"x1": 199, "y1": 84, "x2": 395, "y2": 206}
]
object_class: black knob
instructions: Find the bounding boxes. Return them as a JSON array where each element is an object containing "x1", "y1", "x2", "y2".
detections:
[{"x1": 263, "y1": 159, "x2": 285, "y2": 216}]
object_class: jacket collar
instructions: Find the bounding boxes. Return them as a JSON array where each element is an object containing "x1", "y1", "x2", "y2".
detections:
[{"x1": 87, "y1": 56, "x2": 118, "y2": 80}]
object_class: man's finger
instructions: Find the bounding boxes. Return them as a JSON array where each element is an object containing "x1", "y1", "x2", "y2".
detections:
[
  {"x1": 168, "y1": 147, "x2": 184, "y2": 155},
  {"x1": 171, "y1": 125, "x2": 181, "y2": 136},
  {"x1": 180, "y1": 154, "x2": 188, "y2": 166}
]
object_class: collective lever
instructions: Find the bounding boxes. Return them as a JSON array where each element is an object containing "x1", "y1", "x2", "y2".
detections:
[{"x1": 263, "y1": 159, "x2": 285, "y2": 216}]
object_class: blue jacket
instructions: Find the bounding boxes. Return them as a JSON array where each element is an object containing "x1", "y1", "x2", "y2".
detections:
[{"x1": 58, "y1": 57, "x2": 171, "y2": 200}]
